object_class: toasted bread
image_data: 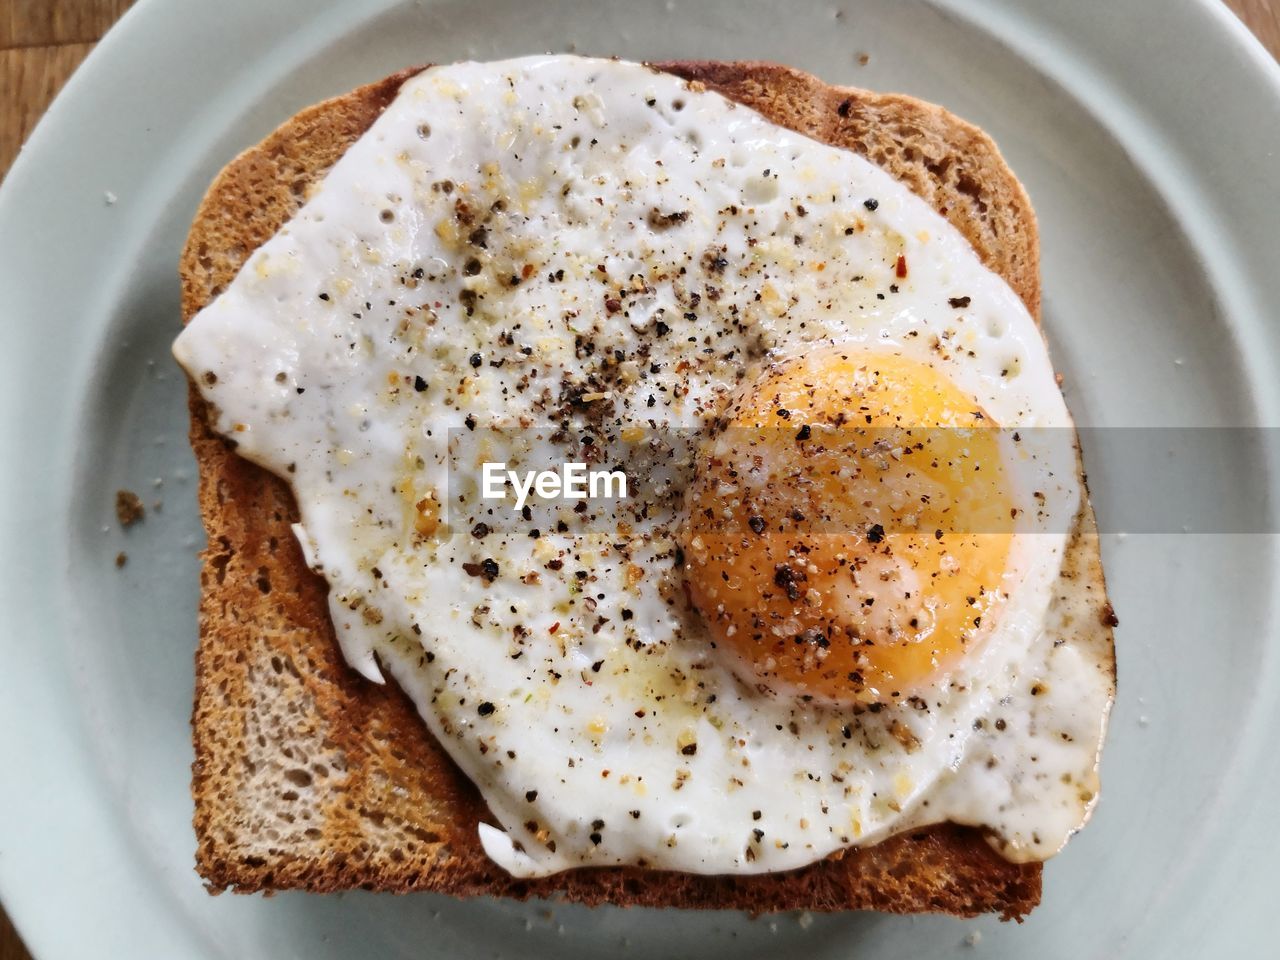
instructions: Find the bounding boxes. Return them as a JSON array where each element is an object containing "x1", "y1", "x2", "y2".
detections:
[{"x1": 181, "y1": 60, "x2": 1077, "y2": 920}]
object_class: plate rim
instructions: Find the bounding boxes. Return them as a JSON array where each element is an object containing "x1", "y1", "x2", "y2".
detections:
[{"x1": 2, "y1": 0, "x2": 1280, "y2": 957}]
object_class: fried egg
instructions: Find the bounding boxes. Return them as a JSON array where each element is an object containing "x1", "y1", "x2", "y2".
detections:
[{"x1": 173, "y1": 55, "x2": 1114, "y2": 877}]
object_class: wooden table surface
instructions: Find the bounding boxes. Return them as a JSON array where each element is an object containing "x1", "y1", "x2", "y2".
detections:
[{"x1": 1, "y1": 0, "x2": 1277, "y2": 956}]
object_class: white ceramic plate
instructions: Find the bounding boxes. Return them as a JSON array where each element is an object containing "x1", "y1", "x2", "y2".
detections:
[{"x1": 2, "y1": 0, "x2": 1279, "y2": 956}]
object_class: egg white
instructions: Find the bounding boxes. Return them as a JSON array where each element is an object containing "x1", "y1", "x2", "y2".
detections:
[{"x1": 174, "y1": 55, "x2": 1110, "y2": 877}]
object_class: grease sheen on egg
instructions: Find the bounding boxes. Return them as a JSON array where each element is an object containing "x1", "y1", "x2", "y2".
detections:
[{"x1": 174, "y1": 56, "x2": 1112, "y2": 878}]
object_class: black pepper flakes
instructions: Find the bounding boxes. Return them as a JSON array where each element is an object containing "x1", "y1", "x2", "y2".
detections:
[
  {"x1": 948, "y1": 296, "x2": 972, "y2": 308},
  {"x1": 477, "y1": 701, "x2": 496, "y2": 717},
  {"x1": 798, "y1": 629, "x2": 828, "y2": 648},
  {"x1": 413, "y1": 375, "x2": 428, "y2": 392},
  {"x1": 773, "y1": 564, "x2": 805, "y2": 601},
  {"x1": 648, "y1": 208, "x2": 690, "y2": 228},
  {"x1": 863, "y1": 198, "x2": 879, "y2": 211},
  {"x1": 866, "y1": 523, "x2": 886, "y2": 544},
  {"x1": 464, "y1": 558, "x2": 500, "y2": 581}
]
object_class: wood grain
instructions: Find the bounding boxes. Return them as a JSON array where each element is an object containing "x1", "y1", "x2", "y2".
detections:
[
  {"x1": 0, "y1": 42, "x2": 94, "y2": 174},
  {"x1": 0, "y1": 0, "x2": 131, "y2": 47},
  {"x1": 0, "y1": 0, "x2": 1275, "y2": 957},
  {"x1": 0, "y1": 909, "x2": 25, "y2": 960},
  {"x1": 1228, "y1": 0, "x2": 1280, "y2": 57}
]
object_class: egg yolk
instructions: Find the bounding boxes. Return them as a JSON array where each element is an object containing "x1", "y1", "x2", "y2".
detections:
[{"x1": 681, "y1": 347, "x2": 1014, "y2": 705}]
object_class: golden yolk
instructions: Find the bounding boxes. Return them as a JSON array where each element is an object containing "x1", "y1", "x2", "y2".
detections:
[{"x1": 682, "y1": 347, "x2": 1013, "y2": 705}]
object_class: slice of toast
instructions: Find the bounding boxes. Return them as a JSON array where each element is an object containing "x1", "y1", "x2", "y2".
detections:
[{"x1": 181, "y1": 61, "x2": 1050, "y2": 919}]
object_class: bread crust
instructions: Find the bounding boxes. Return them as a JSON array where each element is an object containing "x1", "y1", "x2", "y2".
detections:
[{"x1": 181, "y1": 60, "x2": 1068, "y2": 920}]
